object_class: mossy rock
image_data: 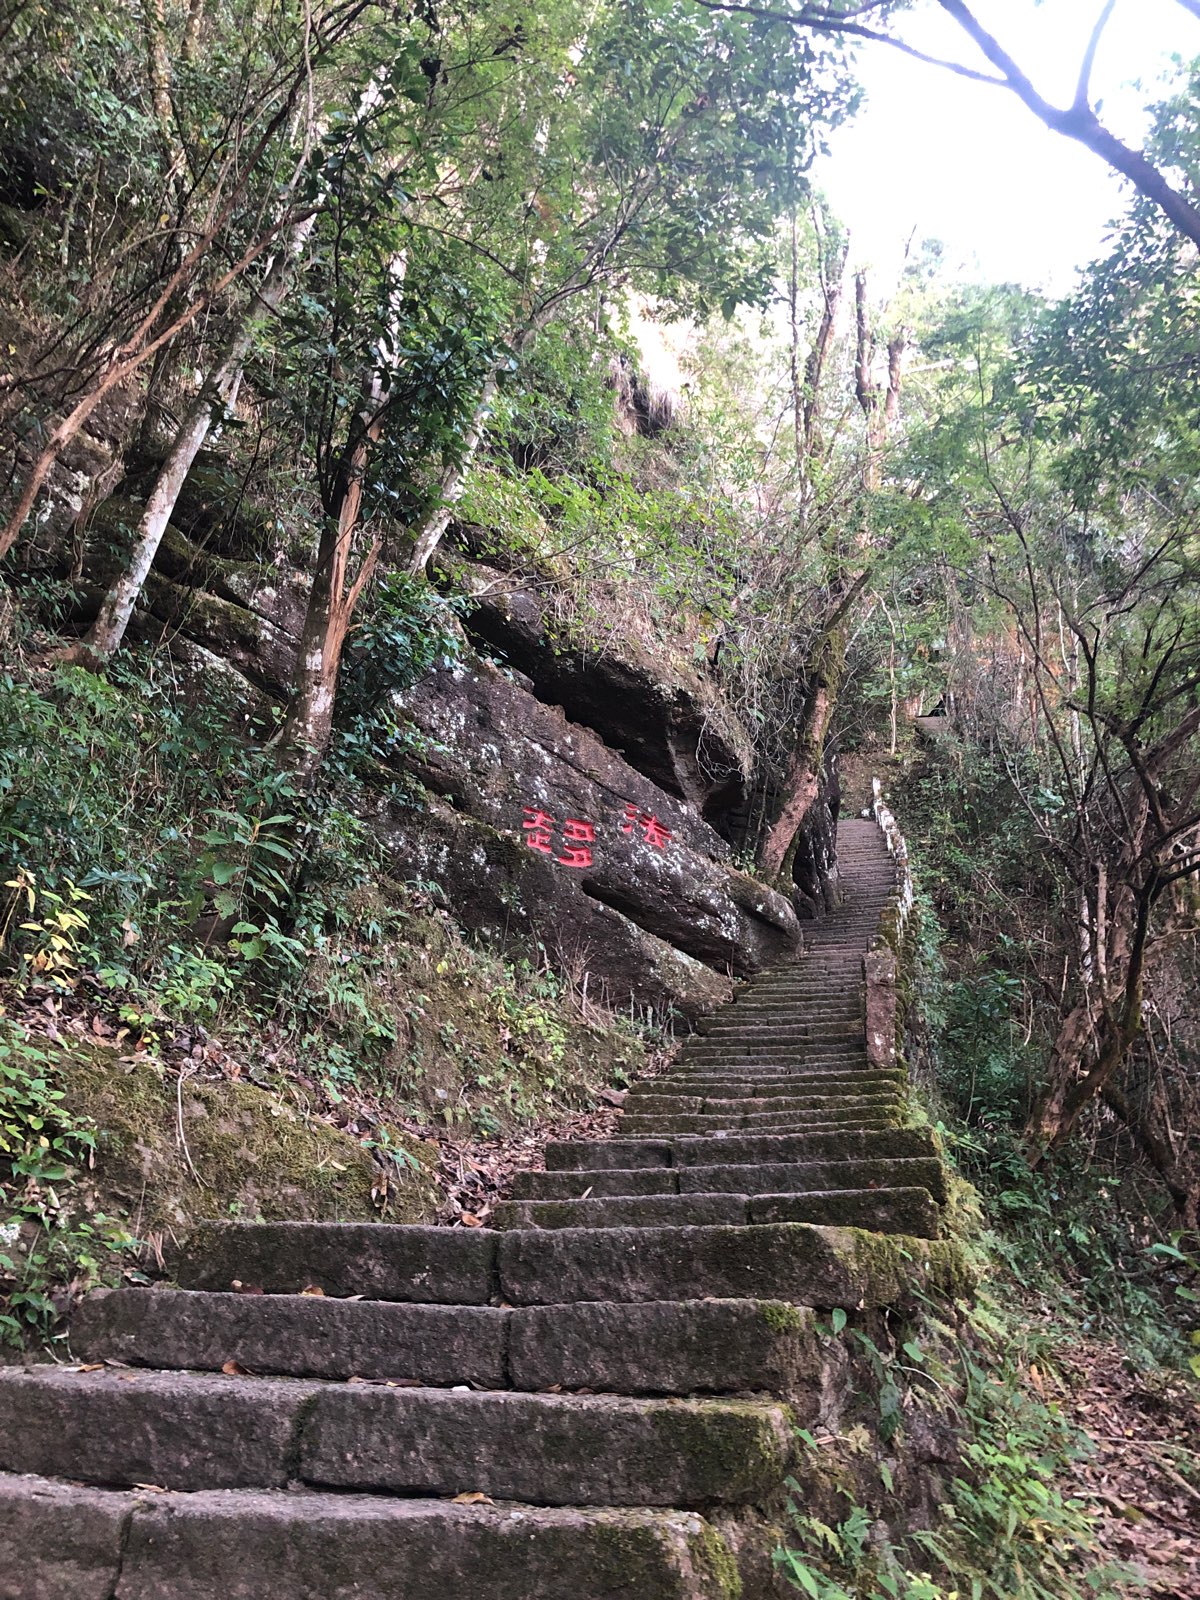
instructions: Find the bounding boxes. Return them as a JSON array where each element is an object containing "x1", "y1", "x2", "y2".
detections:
[{"x1": 57, "y1": 1039, "x2": 439, "y2": 1232}]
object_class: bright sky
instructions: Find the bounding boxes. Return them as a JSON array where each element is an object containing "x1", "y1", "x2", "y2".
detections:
[{"x1": 814, "y1": 0, "x2": 1193, "y2": 297}]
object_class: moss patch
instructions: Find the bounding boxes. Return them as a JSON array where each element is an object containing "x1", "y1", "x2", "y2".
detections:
[{"x1": 57, "y1": 1037, "x2": 440, "y2": 1233}]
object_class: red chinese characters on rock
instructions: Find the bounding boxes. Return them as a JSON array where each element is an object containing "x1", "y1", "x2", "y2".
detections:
[
  {"x1": 620, "y1": 802, "x2": 673, "y2": 850},
  {"x1": 521, "y1": 802, "x2": 672, "y2": 869},
  {"x1": 521, "y1": 807, "x2": 555, "y2": 855},
  {"x1": 558, "y1": 817, "x2": 595, "y2": 869},
  {"x1": 521, "y1": 807, "x2": 595, "y2": 869}
]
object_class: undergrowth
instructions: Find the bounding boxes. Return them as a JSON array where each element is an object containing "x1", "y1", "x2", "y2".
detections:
[{"x1": 776, "y1": 1287, "x2": 1139, "y2": 1600}]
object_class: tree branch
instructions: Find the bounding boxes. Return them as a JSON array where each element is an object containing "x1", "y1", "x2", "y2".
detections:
[
  {"x1": 936, "y1": 0, "x2": 1200, "y2": 248},
  {"x1": 1074, "y1": 0, "x2": 1118, "y2": 113}
]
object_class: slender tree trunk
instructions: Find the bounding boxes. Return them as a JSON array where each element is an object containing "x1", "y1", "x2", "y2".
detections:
[
  {"x1": 59, "y1": 216, "x2": 315, "y2": 665},
  {"x1": 406, "y1": 325, "x2": 537, "y2": 576},
  {"x1": 279, "y1": 416, "x2": 383, "y2": 776},
  {"x1": 1032, "y1": 879, "x2": 1153, "y2": 1149},
  {"x1": 406, "y1": 371, "x2": 499, "y2": 575},
  {"x1": 757, "y1": 569, "x2": 869, "y2": 885},
  {"x1": 759, "y1": 637, "x2": 844, "y2": 883}
]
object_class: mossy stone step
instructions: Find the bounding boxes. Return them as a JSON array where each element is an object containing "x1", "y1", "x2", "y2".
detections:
[
  {"x1": 176, "y1": 1221, "x2": 498, "y2": 1301},
  {"x1": 0, "y1": 1368, "x2": 792, "y2": 1508},
  {"x1": 636, "y1": 1072, "x2": 905, "y2": 1094},
  {"x1": 622, "y1": 1092, "x2": 903, "y2": 1115},
  {"x1": 497, "y1": 1222, "x2": 967, "y2": 1308},
  {"x1": 543, "y1": 1127, "x2": 939, "y2": 1172},
  {"x1": 494, "y1": 1186, "x2": 939, "y2": 1238},
  {"x1": 513, "y1": 1155, "x2": 948, "y2": 1205},
  {"x1": 170, "y1": 1215, "x2": 961, "y2": 1307},
  {"x1": 618, "y1": 1113, "x2": 898, "y2": 1137},
  {"x1": 0, "y1": 1475, "x2": 745, "y2": 1600},
  {"x1": 75, "y1": 1288, "x2": 828, "y2": 1403}
]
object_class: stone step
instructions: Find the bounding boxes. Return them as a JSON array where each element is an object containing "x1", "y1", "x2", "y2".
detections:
[
  {"x1": 543, "y1": 1127, "x2": 937, "y2": 1172},
  {"x1": 631, "y1": 1077, "x2": 903, "y2": 1100},
  {"x1": 174, "y1": 1217, "x2": 960, "y2": 1308},
  {"x1": 676, "y1": 1054, "x2": 870, "y2": 1070},
  {"x1": 647, "y1": 1067, "x2": 905, "y2": 1088},
  {"x1": 618, "y1": 1113, "x2": 897, "y2": 1137},
  {"x1": 717, "y1": 1007, "x2": 862, "y2": 1022},
  {"x1": 0, "y1": 1367, "x2": 791, "y2": 1509},
  {"x1": 497, "y1": 1223, "x2": 964, "y2": 1308},
  {"x1": 73, "y1": 1287, "x2": 827, "y2": 1401},
  {"x1": 698, "y1": 1026, "x2": 862, "y2": 1042},
  {"x1": 622, "y1": 1092, "x2": 903, "y2": 1116},
  {"x1": 494, "y1": 1187, "x2": 939, "y2": 1238},
  {"x1": 0, "y1": 1474, "x2": 743, "y2": 1600},
  {"x1": 623, "y1": 1097, "x2": 899, "y2": 1122},
  {"x1": 512, "y1": 1154, "x2": 949, "y2": 1205}
]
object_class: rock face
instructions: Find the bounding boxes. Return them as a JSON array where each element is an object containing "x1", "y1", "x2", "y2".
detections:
[
  {"x1": 450, "y1": 558, "x2": 751, "y2": 821},
  {"x1": 376, "y1": 656, "x2": 800, "y2": 1017}
]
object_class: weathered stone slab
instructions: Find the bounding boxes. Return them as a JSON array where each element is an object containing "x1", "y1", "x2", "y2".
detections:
[
  {"x1": 493, "y1": 1194, "x2": 748, "y2": 1230},
  {"x1": 678, "y1": 1158, "x2": 949, "y2": 1206},
  {"x1": 497, "y1": 1223, "x2": 966, "y2": 1308},
  {"x1": 543, "y1": 1138, "x2": 674, "y2": 1171},
  {"x1": 748, "y1": 1187, "x2": 940, "y2": 1238},
  {"x1": 72, "y1": 1287, "x2": 510, "y2": 1386},
  {"x1": 0, "y1": 1473, "x2": 127, "y2": 1600},
  {"x1": 114, "y1": 1490, "x2": 743, "y2": 1600},
  {"x1": 175, "y1": 1221, "x2": 497, "y2": 1302},
  {"x1": 508, "y1": 1299, "x2": 822, "y2": 1406},
  {"x1": 510, "y1": 1165, "x2": 679, "y2": 1200},
  {"x1": 511, "y1": 1167, "x2": 683, "y2": 1201},
  {"x1": 544, "y1": 1128, "x2": 938, "y2": 1172},
  {"x1": 301, "y1": 1386, "x2": 792, "y2": 1506},
  {"x1": 0, "y1": 1368, "x2": 319, "y2": 1491}
]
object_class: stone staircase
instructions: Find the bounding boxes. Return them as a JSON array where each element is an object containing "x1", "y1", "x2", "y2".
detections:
[{"x1": 0, "y1": 817, "x2": 960, "y2": 1599}]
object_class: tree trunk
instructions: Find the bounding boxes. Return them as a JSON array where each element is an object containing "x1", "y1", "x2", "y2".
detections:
[
  {"x1": 758, "y1": 637, "x2": 844, "y2": 884},
  {"x1": 406, "y1": 326, "x2": 538, "y2": 576},
  {"x1": 1031, "y1": 878, "x2": 1154, "y2": 1149},
  {"x1": 278, "y1": 417, "x2": 383, "y2": 777},
  {"x1": 59, "y1": 216, "x2": 315, "y2": 666}
]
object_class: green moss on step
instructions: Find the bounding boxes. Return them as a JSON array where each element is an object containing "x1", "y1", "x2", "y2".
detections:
[
  {"x1": 688, "y1": 1519, "x2": 744, "y2": 1599},
  {"x1": 758, "y1": 1301, "x2": 806, "y2": 1335}
]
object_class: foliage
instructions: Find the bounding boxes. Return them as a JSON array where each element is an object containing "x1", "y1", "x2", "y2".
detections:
[
  {"x1": 0, "y1": 1021, "x2": 137, "y2": 1347},
  {"x1": 777, "y1": 1294, "x2": 1138, "y2": 1600}
]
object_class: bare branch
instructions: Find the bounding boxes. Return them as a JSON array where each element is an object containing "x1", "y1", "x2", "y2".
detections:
[{"x1": 1074, "y1": 0, "x2": 1119, "y2": 112}]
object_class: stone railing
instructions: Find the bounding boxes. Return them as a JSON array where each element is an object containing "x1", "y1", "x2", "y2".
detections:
[{"x1": 864, "y1": 778, "x2": 915, "y2": 1071}]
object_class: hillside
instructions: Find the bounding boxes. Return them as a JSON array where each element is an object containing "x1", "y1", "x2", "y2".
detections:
[{"x1": 0, "y1": 4, "x2": 1197, "y2": 1598}]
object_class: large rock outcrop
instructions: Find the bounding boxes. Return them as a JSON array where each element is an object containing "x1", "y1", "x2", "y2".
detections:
[
  {"x1": 376, "y1": 656, "x2": 799, "y2": 1019},
  {"x1": 446, "y1": 557, "x2": 751, "y2": 823}
]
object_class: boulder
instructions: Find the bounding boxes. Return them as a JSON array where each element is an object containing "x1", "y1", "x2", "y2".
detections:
[
  {"x1": 379, "y1": 657, "x2": 799, "y2": 1014},
  {"x1": 447, "y1": 557, "x2": 751, "y2": 820}
]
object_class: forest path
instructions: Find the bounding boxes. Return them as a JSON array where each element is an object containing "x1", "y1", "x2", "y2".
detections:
[{"x1": 0, "y1": 816, "x2": 959, "y2": 1600}]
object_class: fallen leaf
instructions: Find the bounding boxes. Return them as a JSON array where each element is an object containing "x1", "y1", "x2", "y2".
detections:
[
  {"x1": 222, "y1": 1360, "x2": 251, "y2": 1376},
  {"x1": 301, "y1": 1284, "x2": 326, "y2": 1297},
  {"x1": 451, "y1": 1492, "x2": 493, "y2": 1505},
  {"x1": 75, "y1": 1363, "x2": 105, "y2": 1374}
]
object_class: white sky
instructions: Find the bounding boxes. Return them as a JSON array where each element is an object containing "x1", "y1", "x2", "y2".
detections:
[{"x1": 814, "y1": 0, "x2": 1193, "y2": 296}]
